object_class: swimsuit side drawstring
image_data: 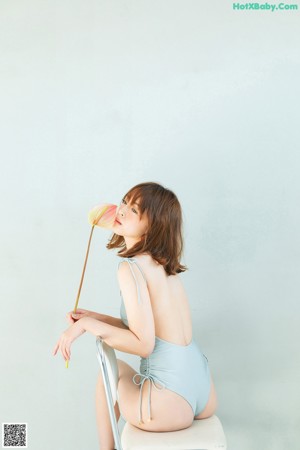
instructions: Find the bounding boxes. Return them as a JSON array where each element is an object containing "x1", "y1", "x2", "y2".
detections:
[{"x1": 133, "y1": 372, "x2": 165, "y2": 424}]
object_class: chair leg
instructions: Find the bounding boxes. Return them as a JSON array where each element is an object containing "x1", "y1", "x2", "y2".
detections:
[{"x1": 96, "y1": 338, "x2": 123, "y2": 450}]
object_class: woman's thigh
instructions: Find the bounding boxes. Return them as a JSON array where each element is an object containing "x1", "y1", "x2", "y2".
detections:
[{"x1": 117, "y1": 359, "x2": 194, "y2": 432}]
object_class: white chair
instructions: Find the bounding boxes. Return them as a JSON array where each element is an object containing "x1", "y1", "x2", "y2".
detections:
[{"x1": 96, "y1": 337, "x2": 227, "y2": 450}]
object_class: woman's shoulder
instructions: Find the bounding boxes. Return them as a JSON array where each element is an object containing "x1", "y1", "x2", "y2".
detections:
[{"x1": 117, "y1": 253, "x2": 155, "y2": 275}]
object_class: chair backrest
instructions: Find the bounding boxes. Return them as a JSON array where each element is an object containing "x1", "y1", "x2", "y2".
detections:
[{"x1": 96, "y1": 337, "x2": 123, "y2": 450}]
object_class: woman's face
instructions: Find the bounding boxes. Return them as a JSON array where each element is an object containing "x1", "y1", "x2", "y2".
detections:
[{"x1": 112, "y1": 196, "x2": 148, "y2": 246}]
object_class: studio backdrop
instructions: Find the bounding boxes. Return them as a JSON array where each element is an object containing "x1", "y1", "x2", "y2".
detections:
[{"x1": 0, "y1": 1, "x2": 299, "y2": 450}]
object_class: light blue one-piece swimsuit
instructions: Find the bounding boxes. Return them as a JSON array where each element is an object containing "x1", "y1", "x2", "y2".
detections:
[{"x1": 119, "y1": 257, "x2": 211, "y2": 424}]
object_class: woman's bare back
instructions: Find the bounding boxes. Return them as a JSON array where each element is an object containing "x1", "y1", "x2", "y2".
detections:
[{"x1": 134, "y1": 253, "x2": 193, "y2": 345}]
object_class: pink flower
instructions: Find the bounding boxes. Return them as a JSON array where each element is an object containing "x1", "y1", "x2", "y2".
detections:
[{"x1": 88, "y1": 203, "x2": 117, "y2": 229}]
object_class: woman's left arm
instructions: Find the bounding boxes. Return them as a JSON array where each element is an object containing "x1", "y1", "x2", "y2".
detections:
[
  {"x1": 53, "y1": 260, "x2": 155, "y2": 362},
  {"x1": 53, "y1": 316, "x2": 154, "y2": 362}
]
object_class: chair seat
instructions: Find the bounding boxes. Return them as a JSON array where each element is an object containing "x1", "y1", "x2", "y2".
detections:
[{"x1": 121, "y1": 414, "x2": 227, "y2": 450}]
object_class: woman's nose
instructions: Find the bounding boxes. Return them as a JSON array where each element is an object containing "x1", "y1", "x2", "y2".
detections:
[{"x1": 118, "y1": 205, "x2": 126, "y2": 217}]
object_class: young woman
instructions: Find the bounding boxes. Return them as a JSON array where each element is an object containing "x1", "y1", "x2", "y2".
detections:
[{"x1": 53, "y1": 182, "x2": 217, "y2": 450}]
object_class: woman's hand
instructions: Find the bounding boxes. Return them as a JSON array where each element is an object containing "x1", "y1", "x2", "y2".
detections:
[
  {"x1": 66, "y1": 308, "x2": 99, "y2": 324},
  {"x1": 53, "y1": 319, "x2": 87, "y2": 362}
]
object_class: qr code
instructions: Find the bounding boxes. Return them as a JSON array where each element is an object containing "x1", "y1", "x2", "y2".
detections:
[{"x1": 2, "y1": 424, "x2": 27, "y2": 448}]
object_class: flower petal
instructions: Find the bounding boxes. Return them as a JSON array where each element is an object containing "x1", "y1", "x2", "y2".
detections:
[{"x1": 88, "y1": 203, "x2": 117, "y2": 229}]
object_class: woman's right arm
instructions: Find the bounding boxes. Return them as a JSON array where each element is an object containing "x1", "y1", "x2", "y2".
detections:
[{"x1": 66, "y1": 308, "x2": 128, "y2": 329}]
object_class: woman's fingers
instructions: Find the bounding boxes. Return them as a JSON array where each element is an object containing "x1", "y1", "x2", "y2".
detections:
[
  {"x1": 66, "y1": 308, "x2": 88, "y2": 323},
  {"x1": 53, "y1": 336, "x2": 71, "y2": 361},
  {"x1": 62, "y1": 335, "x2": 71, "y2": 361},
  {"x1": 53, "y1": 321, "x2": 85, "y2": 363},
  {"x1": 71, "y1": 313, "x2": 81, "y2": 319},
  {"x1": 53, "y1": 342, "x2": 59, "y2": 356},
  {"x1": 62, "y1": 345, "x2": 69, "y2": 361},
  {"x1": 71, "y1": 311, "x2": 87, "y2": 320},
  {"x1": 66, "y1": 311, "x2": 76, "y2": 323}
]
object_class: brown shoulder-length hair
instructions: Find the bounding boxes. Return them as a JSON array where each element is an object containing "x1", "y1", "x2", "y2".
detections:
[{"x1": 106, "y1": 182, "x2": 187, "y2": 275}]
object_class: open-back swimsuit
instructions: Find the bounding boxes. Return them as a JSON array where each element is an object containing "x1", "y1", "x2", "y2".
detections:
[{"x1": 119, "y1": 257, "x2": 211, "y2": 424}]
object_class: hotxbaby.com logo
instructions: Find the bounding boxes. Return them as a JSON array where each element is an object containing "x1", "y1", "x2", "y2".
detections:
[{"x1": 232, "y1": 2, "x2": 298, "y2": 10}]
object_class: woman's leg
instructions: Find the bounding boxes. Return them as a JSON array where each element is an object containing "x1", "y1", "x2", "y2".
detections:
[
  {"x1": 96, "y1": 357, "x2": 210, "y2": 449},
  {"x1": 117, "y1": 360, "x2": 195, "y2": 432},
  {"x1": 95, "y1": 371, "x2": 120, "y2": 450}
]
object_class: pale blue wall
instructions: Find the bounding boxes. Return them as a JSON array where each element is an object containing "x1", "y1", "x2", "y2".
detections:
[{"x1": 0, "y1": 1, "x2": 299, "y2": 449}]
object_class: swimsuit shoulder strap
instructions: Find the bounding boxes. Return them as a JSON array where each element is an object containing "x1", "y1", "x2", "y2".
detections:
[{"x1": 118, "y1": 257, "x2": 147, "y2": 304}]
